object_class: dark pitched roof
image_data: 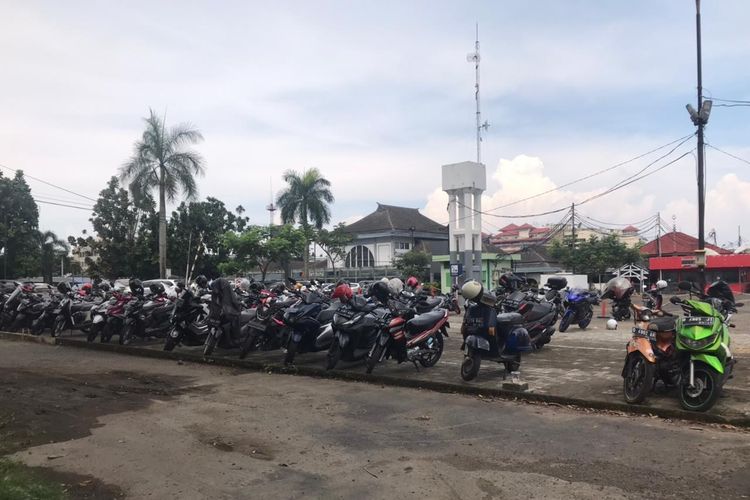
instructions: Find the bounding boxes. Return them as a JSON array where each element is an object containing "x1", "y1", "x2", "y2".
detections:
[
  {"x1": 344, "y1": 203, "x2": 447, "y2": 234},
  {"x1": 640, "y1": 232, "x2": 731, "y2": 256}
]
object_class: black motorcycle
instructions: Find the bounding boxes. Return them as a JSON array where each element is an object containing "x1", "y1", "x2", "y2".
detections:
[
  {"x1": 238, "y1": 292, "x2": 299, "y2": 359},
  {"x1": 30, "y1": 293, "x2": 63, "y2": 335},
  {"x1": 163, "y1": 285, "x2": 209, "y2": 351},
  {"x1": 282, "y1": 290, "x2": 340, "y2": 365},
  {"x1": 53, "y1": 285, "x2": 101, "y2": 337},
  {"x1": 9, "y1": 293, "x2": 46, "y2": 332},
  {"x1": 203, "y1": 278, "x2": 251, "y2": 356},
  {"x1": 326, "y1": 295, "x2": 389, "y2": 370},
  {"x1": 120, "y1": 287, "x2": 174, "y2": 346},
  {"x1": 501, "y1": 290, "x2": 557, "y2": 349}
]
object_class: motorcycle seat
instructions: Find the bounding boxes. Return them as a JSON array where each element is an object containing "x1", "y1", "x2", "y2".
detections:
[
  {"x1": 406, "y1": 310, "x2": 444, "y2": 332},
  {"x1": 522, "y1": 302, "x2": 555, "y2": 322},
  {"x1": 317, "y1": 306, "x2": 338, "y2": 325},
  {"x1": 71, "y1": 302, "x2": 94, "y2": 313},
  {"x1": 240, "y1": 309, "x2": 256, "y2": 324},
  {"x1": 496, "y1": 312, "x2": 525, "y2": 325},
  {"x1": 648, "y1": 316, "x2": 676, "y2": 332}
]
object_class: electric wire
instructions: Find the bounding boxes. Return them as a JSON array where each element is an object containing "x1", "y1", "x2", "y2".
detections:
[
  {"x1": 0, "y1": 162, "x2": 98, "y2": 202},
  {"x1": 706, "y1": 143, "x2": 750, "y2": 166}
]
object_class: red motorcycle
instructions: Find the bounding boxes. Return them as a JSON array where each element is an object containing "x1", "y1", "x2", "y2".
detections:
[
  {"x1": 365, "y1": 305, "x2": 449, "y2": 374},
  {"x1": 101, "y1": 291, "x2": 133, "y2": 343}
]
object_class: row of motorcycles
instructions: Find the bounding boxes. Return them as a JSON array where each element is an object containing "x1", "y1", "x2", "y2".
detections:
[{"x1": 621, "y1": 278, "x2": 742, "y2": 412}]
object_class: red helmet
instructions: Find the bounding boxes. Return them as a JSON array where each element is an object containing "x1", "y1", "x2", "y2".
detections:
[
  {"x1": 406, "y1": 276, "x2": 419, "y2": 289},
  {"x1": 331, "y1": 284, "x2": 353, "y2": 302},
  {"x1": 22, "y1": 284, "x2": 35, "y2": 293}
]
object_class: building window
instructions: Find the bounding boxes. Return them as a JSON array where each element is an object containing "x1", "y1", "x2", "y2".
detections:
[
  {"x1": 345, "y1": 245, "x2": 375, "y2": 268},
  {"x1": 396, "y1": 242, "x2": 411, "y2": 250}
]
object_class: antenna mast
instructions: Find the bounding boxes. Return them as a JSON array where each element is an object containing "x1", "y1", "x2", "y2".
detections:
[
  {"x1": 266, "y1": 178, "x2": 276, "y2": 226},
  {"x1": 467, "y1": 23, "x2": 489, "y2": 164}
]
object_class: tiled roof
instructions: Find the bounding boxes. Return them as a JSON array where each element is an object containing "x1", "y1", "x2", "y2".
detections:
[
  {"x1": 343, "y1": 203, "x2": 447, "y2": 234},
  {"x1": 640, "y1": 231, "x2": 731, "y2": 256}
]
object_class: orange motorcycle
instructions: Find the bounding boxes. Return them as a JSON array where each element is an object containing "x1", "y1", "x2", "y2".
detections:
[{"x1": 621, "y1": 303, "x2": 680, "y2": 404}]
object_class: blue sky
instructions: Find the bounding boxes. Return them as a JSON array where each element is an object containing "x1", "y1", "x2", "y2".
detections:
[{"x1": 1, "y1": 1, "x2": 749, "y2": 247}]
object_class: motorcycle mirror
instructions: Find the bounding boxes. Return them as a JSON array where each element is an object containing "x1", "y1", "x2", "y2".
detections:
[{"x1": 677, "y1": 281, "x2": 693, "y2": 292}]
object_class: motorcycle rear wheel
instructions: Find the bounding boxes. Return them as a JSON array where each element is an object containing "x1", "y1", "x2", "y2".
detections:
[
  {"x1": 163, "y1": 330, "x2": 179, "y2": 352},
  {"x1": 30, "y1": 319, "x2": 44, "y2": 335},
  {"x1": 325, "y1": 341, "x2": 341, "y2": 370},
  {"x1": 284, "y1": 339, "x2": 299, "y2": 365},
  {"x1": 678, "y1": 363, "x2": 721, "y2": 412},
  {"x1": 87, "y1": 324, "x2": 101, "y2": 342},
  {"x1": 578, "y1": 308, "x2": 593, "y2": 329},
  {"x1": 461, "y1": 348, "x2": 481, "y2": 381},
  {"x1": 239, "y1": 330, "x2": 260, "y2": 360},
  {"x1": 418, "y1": 334, "x2": 444, "y2": 368},
  {"x1": 120, "y1": 324, "x2": 135, "y2": 346},
  {"x1": 623, "y1": 352, "x2": 655, "y2": 404}
]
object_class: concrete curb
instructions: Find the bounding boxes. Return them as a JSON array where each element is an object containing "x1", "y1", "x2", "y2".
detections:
[{"x1": 2, "y1": 330, "x2": 749, "y2": 428}]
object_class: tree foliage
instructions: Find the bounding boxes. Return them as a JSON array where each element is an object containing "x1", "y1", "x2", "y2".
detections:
[
  {"x1": 119, "y1": 108, "x2": 206, "y2": 278},
  {"x1": 549, "y1": 234, "x2": 642, "y2": 279},
  {"x1": 394, "y1": 250, "x2": 432, "y2": 282},
  {"x1": 315, "y1": 223, "x2": 351, "y2": 273},
  {"x1": 221, "y1": 225, "x2": 305, "y2": 282},
  {"x1": 277, "y1": 168, "x2": 334, "y2": 277},
  {"x1": 0, "y1": 170, "x2": 40, "y2": 279},
  {"x1": 168, "y1": 197, "x2": 248, "y2": 280}
]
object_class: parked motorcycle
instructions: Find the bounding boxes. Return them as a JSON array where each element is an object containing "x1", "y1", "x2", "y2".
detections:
[
  {"x1": 29, "y1": 293, "x2": 63, "y2": 335},
  {"x1": 558, "y1": 288, "x2": 599, "y2": 332},
  {"x1": 365, "y1": 303, "x2": 449, "y2": 374},
  {"x1": 459, "y1": 280, "x2": 532, "y2": 382},
  {"x1": 670, "y1": 280, "x2": 741, "y2": 412},
  {"x1": 9, "y1": 292, "x2": 46, "y2": 332},
  {"x1": 163, "y1": 283, "x2": 209, "y2": 351},
  {"x1": 238, "y1": 289, "x2": 298, "y2": 358},
  {"x1": 621, "y1": 303, "x2": 678, "y2": 404},
  {"x1": 52, "y1": 282, "x2": 101, "y2": 337},
  {"x1": 203, "y1": 278, "x2": 249, "y2": 356},
  {"x1": 601, "y1": 276, "x2": 635, "y2": 321},
  {"x1": 501, "y1": 289, "x2": 557, "y2": 349},
  {"x1": 120, "y1": 282, "x2": 174, "y2": 345},
  {"x1": 325, "y1": 282, "x2": 391, "y2": 370},
  {"x1": 281, "y1": 288, "x2": 339, "y2": 364}
]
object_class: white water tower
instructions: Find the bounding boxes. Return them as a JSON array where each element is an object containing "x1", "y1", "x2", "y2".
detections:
[{"x1": 442, "y1": 161, "x2": 486, "y2": 284}]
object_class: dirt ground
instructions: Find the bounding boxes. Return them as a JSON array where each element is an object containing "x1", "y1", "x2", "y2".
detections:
[{"x1": 2, "y1": 340, "x2": 750, "y2": 499}]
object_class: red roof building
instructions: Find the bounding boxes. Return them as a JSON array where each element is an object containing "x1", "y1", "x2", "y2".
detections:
[
  {"x1": 641, "y1": 232, "x2": 731, "y2": 257},
  {"x1": 488, "y1": 223, "x2": 552, "y2": 250}
]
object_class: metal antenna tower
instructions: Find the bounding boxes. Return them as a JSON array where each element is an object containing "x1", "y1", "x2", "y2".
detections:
[
  {"x1": 467, "y1": 23, "x2": 489, "y2": 164},
  {"x1": 266, "y1": 178, "x2": 276, "y2": 226}
]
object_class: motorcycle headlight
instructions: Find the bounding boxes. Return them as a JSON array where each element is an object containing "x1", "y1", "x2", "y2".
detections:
[{"x1": 679, "y1": 332, "x2": 717, "y2": 350}]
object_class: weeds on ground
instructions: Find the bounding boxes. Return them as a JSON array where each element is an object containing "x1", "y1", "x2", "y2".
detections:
[{"x1": 0, "y1": 458, "x2": 67, "y2": 500}]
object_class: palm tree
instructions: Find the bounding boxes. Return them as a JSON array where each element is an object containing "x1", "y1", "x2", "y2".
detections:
[
  {"x1": 277, "y1": 168, "x2": 334, "y2": 278},
  {"x1": 120, "y1": 109, "x2": 205, "y2": 278},
  {"x1": 38, "y1": 230, "x2": 69, "y2": 283}
]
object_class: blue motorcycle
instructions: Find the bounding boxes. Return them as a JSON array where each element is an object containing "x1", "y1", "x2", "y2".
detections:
[{"x1": 558, "y1": 288, "x2": 599, "y2": 332}]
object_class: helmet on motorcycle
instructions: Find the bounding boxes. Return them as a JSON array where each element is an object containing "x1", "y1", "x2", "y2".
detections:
[
  {"x1": 57, "y1": 281, "x2": 71, "y2": 294},
  {"x1": 405, "y1": 276, "x2": 419, "y2": 289},
  {"x1": 270, "y1": 282, "x2": 286, "y2": 295},
  {"x1": 22, "y1": 283, "x2": 35, "y2": 293},
  {"x1": 606, "y1": 318, "x2": 618, "y2": 330},
  {"x1": 388, "y1": 278, "x2": 404, "y2": 296},
  {"x1": 238, "y1": 278, "x2": 251, "y2": 293},
  {"x1": 656, "y1": 280, "x2": 668, "y2": 290},
  {"x1": 460, "y1": 280, "x2": 484, "y2": 301},
  {"x1": 149, "y1": 282, "x2": 165, "y2": 296},
  {"x1": 194, "y1": 275, "x2": 208, "y2": 289},
  {"x1": 129, "y1": 278, "x2": 144, "y2": 296},
  {"x1": 99, "y1": 282, "x2": 111, "y2": 292},
  {"x1": 331, "y1": 283, "x2": 353, "y2": 303},
  {"x1": 249, "y1": 282, "x2": 263, "y2": 293},
  {"x1": 369, "y1": 281, "x2": 391, "y2": 304}
]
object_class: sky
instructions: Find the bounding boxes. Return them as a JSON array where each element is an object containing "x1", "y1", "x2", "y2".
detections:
[{"x1": 1, "y1": 1, "x2": 749, "y2": 248}]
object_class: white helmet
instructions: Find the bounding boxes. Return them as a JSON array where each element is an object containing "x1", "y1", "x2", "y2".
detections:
[
  {"x1": 606, "y1": 319, "x2": 618, "y2": 330},
  {"x1": 238, "y1": 278, "x2": 251, "y2": 293},
  {"x1": 656, "y1": 280, "x2": 668, "y2": 290},
  {"x1": 461, "y1": 280, "x2": 483, "y2": 301},
  {"x1": 388, "y1": 278, "x2": 404, "y2": 296}
]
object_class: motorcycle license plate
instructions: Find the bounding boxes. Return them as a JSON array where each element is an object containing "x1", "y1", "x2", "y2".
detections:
[
  {"x1": 631, "y1": 327, "x2": 654, "y2": 339},
  {"x1": 683, "y1": 316, "x2": 714, "y2": 327}
]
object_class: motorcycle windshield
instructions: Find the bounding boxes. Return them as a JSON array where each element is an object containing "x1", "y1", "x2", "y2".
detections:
[{"x1": 602, "y1": 277, "x2": 632, "y2": 300}]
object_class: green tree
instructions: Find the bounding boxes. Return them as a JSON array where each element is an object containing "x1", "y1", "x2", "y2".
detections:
[
  {"x1": 315, "y1": 223, "x2": 351, "y2": 275},
  {"x1": 221, "y1": 225, "x2": 305, "y2": 282},
  {"x1": 0, "y1": 170, "x2": 40, "y2": 279},
  {"x1": 37, "y1": 230, "x2": 69, "y2": 283},
  {"x1": 168, "y1": 197, "x2": 247, "y2": 280},
  {"x1": 394, "y1": 250, "x2": 432, "y2": 282},
  {"x1": 120, "y1": 109, "x2": 206, "y2": 278},
  {"x1": 277, "y1": 168, "x2": 334, "y2": 278},
  {"x1": 550, "y1": 234, "x2": 642, "y2": 280}
]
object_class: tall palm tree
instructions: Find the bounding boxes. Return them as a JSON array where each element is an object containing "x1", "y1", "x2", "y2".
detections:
[
  {"x1": 120, "y1": 109, "x2": 205, "y2": 278},
  {"x1": 277, "y1": 168, "x2": 334, "y2": 278},
  {"x1": 38, "y1": 230, "x2": 68, "y2": 283}
]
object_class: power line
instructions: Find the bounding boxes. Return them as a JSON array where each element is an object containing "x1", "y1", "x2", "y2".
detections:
[
  {"x1": 481, "y1": 133, "x2": 695, "y2": 214},
  {"x1": 578, "y1": 212, "x2": 658, "y2": 227},
  {"x1": 708, "y1": 97, "x2": 750, "y2": 104},
  {"x1": 0, "y1": 162, "x2": 98, "y2": 202},
  {"x1": 34, "y1": 199, "x2": 94, "y2": 211},
  {"x1": 706, "y1": 143, "x2": 750, "y2": 166}
]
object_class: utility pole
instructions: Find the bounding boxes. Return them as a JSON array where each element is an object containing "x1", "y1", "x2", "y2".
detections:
[
  {"x1": 570, "y1": 203, "x2": 576, "y2": 246},
  {"x1": 467, "y1": 23, "x2": 489, "y2": 165},
  {"x1": 657, "y1": 212, "x2": 663, "y2": 280}
]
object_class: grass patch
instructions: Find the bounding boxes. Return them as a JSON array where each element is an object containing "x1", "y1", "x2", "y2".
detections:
[{"x1": 0, "y1": 458, "x2": 67, "y2": 500}]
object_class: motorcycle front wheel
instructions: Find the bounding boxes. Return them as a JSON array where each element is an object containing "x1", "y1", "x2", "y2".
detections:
[
  {"x1": 52, "y1": 317, "x2": 66, "y2": 337},
  {"x1": 163, "y1": 329, "x2": 179, "y2": 352},
  {"x1": 239, "y1": 330, "x2": 260, "y2": 360},
  {"x1": 325, "y1": 341, "x2": 341, "y2": 370},
  {"x1": 366, "y1": 343, "x2": 386, "y2": 374},
  {"x1": 460, "y1": 348, "x2": 481, "y2": 381},
  {"x1": 678, "y1": 362, "x2": 721, "y2": 412},
  {"x1": 578, "y1": 307, "x2": 593, "y2": 329},
  {"x1": 87, "y1": 323, "x2": 101, "y2": 342},
  {"x1": 558, "y1": 312, "x2": 573, "y2": 333},
  {"x1": 623, "y1": 352, "x2": 655, "y2": 404},
  {"x1": 120, "y1": 323, "x2": 135, "y2": 346},
  {"x1": 203, "y1": 328, "x2": 219, "y2": 356}
]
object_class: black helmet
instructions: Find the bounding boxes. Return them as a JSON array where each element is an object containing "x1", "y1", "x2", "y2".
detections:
[
  {"x1": 99, "y1": 282, "x2": 111, "y2": 292},
  {"x1": 57, "y1": 281, "x2": 71, "y2": 294},
  {"x1": 249, "y1": 282, "x2": 263, "y2": 293},
  {"x1": 369, "y1": 281, "x2": 391, "y2": 304},
  {"x1": 271, "y1": 282, "x2": 286, "y2": 295},
  {"x1": 129, "y1": 278, "x2": 144, "y2": 296},
  {"x1": 195, "y1": 275, "x2": 208, "y2": 289},
  {"x1": 149, "y1": 282, "x2": 166, "y2": 296}
]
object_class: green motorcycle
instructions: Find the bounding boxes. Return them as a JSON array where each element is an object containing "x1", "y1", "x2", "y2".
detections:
[{"x1": 669, "y1": 280, "x2": 742, "y2": 412}]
